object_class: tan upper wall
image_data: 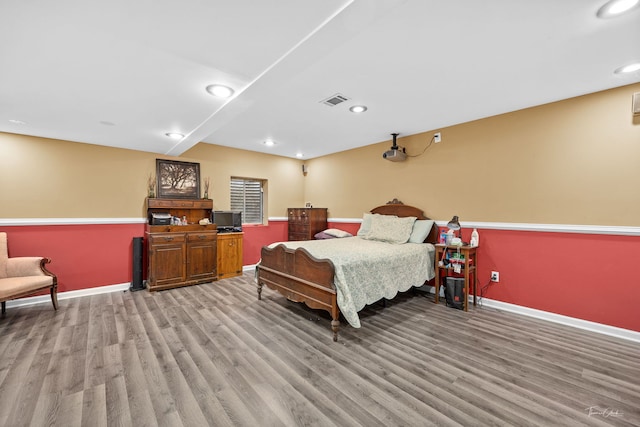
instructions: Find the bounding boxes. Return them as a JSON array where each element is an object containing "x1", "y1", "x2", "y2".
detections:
[
  {"x1": 2, "y1": 82, "x2": 639, "y2": 225},
  {"x1": 0, "y1": 134, "x2": 304, "y2": 219},
  {"x1": 304, "y1": 83, "x2": 640, "y2": 225},
  {"x1": 183, "y1": 143, "x2": 304, "y2": 217}
]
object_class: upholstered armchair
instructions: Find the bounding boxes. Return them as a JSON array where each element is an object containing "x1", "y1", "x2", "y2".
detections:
[{"x1": 0, "y1": 232, "x2": 58, "y2": 315}]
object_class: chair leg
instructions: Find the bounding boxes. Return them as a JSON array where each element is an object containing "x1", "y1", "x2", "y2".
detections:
[
  {"x1": 1, "y1": 301, "x2": 5, "y2": 315},
  {"x1": 50, "y1": 287, "x2": 58, "y2": 310}
]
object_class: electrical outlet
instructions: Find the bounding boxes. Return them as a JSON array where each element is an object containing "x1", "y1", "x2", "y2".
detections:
[
  {"x1": 491, "y1": 271, "x2": 500, "y2": 282},
  {"x1": 434, "y1": 132, "x2": 442, "y2": 143}
]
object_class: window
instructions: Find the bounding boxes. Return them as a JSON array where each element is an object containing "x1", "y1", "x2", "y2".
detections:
[{"x1": 230, "y1": 177, "x2": 264, "y2": 224}]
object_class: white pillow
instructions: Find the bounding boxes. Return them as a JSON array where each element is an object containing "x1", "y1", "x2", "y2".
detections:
[
  {"x1": 364, "y1": 215, "x2": 416, "y2": 244},
  {"x1": 356, "y1": 212, "x2": 400, "y2": 237},
  {"x1": 323, "y1": 228, "x2": 353, "y2": 238},
  {"x1": 356, "y1": 213, "x2": 376, "y2": 237},
  {"x1": 408, "y1": 219, "x2": 435, "y2": 243}
]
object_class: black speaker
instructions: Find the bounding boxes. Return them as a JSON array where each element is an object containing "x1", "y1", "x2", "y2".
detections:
[{"x1": 130, "y1": 237, "x2": 145, "y2": 292}]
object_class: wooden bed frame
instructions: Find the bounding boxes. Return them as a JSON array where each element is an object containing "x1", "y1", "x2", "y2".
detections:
[{"x1": 256, "y1": 199, "x2": 438, "y2": 341}]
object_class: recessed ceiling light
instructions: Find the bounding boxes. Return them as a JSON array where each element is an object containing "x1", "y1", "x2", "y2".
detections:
[
  {"x1": 349, "y1": 105, "x2": 368, "y2": 113},
  {"x1": 597, "y1": 0, "x2": 639, "y2": 18},
  {"x1": 263, "y1": 139, "x2": 275, "y2": 146},
  {"x1": 614, "y1": 62, "x2": 640, "y2": 74},
  {"x1": 165, "y1": 132, "x2": 184, "y2": 140},
  {"x1": 296, "y1": 153, "x2": 304, "y2": 158},
  {"x1": 206, "y1": 84, "x2": 235, "y2": 98},
  {"x1": 8, "y1": 119, "x2": 26, "y2": 125}
]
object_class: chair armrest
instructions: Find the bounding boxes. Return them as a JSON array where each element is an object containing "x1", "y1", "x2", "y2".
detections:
[{"x1": 6, "y1": 257, "x2": 53, "y2": 278}]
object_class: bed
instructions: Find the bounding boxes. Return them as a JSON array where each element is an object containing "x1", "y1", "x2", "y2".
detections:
[{"x1": 256, "y1": 200, "x2": 438, "y2": 341}]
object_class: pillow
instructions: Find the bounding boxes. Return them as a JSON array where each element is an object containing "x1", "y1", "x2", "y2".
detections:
[
  {"x1": 408, "y1": 219, "x2": 435, "y2": 243},
  {"x1": 323, "y1": 228, "x2": 353, "y2": 238},
  {"x1": 314, "y1": 231, "x2": 335, "y2": 239},
  {"x1": 356, "y1": 212, "x2": 399, "y2": 237},
  {"x1": 363, "y1": 215, "x2": 416, "y2": 244},
  {"x1": 356, "y1": 213, "x2": 376, "y2": 237}
]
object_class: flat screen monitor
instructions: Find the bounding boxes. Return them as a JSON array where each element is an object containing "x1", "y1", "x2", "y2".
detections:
[{"x1": 212, "y1": 210, "x2": 242, "y2": 232}]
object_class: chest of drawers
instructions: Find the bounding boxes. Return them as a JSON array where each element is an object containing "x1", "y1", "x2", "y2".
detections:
[{"x1": 287, "y1": 208, "x2": 327, "y2": 241}]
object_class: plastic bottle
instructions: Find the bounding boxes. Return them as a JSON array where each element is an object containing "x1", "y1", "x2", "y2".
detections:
[
  {"x1": 446, "y1": 229, "x2": 454, "y2": 245},
  {"x1": 470, "y1": 228, "x2": 479, "y2": 247}
]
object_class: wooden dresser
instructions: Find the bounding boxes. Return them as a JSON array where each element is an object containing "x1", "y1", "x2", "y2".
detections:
[
  {"x1": 217, "y1": 232, "x2": 243, "y2": 279},
  {"x1": 145, "y1": 198, "x2": 217, "y2": 291},
  {"x1": 287, "y1": 207, "x2": 328, "y2": 241}
]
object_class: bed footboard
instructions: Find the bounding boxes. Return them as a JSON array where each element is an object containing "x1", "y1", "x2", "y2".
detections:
[{"x1": 256, "y1": 244, "x2": 340, "y2": 341}]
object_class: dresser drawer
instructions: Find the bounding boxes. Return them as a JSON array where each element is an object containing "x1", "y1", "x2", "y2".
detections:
[
  {"x1": 149, "y1": 199, "x2": 194, "y2": 208},
  {"x1": 149, "y1": 233, "x2": 186, "y2": 244},
  {"x1": 187, "y1": 232, "x2": 217, "y2": 243},
  {"x1": 288, "y1": 223, "x2": 309, "y2": 234},
  {"x1": 288, "y1": 210, "x2": 309, "y2": 223},
  {"x1": 147, "y1": 198, "x2": 213, "y2": 209},
  {"x1": 288, "y1": 232, "x2": 310, "y2": 241}
]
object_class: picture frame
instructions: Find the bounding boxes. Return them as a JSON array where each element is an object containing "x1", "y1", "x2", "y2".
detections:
[{"x1": 156, "y1": 159, "x2": 200, "y2": 199}]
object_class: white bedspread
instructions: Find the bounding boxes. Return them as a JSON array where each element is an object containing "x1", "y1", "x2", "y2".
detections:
[{"x1": 269, "y1": 237, "x2": 435, "y2": 328}]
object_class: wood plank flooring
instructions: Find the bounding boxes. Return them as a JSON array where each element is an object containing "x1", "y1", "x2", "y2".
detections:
[{"x1": 1, "y1": 271, "x2": 638, "y2": 426}]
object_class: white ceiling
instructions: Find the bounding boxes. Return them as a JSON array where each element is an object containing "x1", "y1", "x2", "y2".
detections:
[{"x1": 1, "y1": 0, "x2": 639, "y2": 159}]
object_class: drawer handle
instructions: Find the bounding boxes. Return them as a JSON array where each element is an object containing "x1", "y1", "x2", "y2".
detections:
[
  {"x1": 198, "y1": 235, "x2": 207, "y2": 239},
  {"x1": 163, "y1": 236, "x2": 174, "y2": 241}
]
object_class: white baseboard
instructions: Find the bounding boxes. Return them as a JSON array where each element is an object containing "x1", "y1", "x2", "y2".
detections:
[
  {"x1": 478, "y1": 298, "x2": 640, "y2": 343},
  {"x1": 7, "y1": 269, "x2": 260, "y2": 310},
  {"x1": 420, "y1": 285, "x2": 640, "y2": 343},
  {"x1": 8, "y1": 278, "x2": 639, "y2": 344},
  {"x1": 4, "y1": 282, "x2": 131, "y2": 309}
]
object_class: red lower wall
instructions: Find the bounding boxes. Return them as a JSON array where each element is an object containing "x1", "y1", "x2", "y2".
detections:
[
  {"x1": 242, "y1": 221, "x2": 288, "y2": 265},
  {"x1": 468, "y1": 228, "x2": 640, "y2": 332},
  {"x1": 323, "y1": 222, "x2": 640, "y2": 333},
  {"x1": 1, "y1": 223, "x2": 146, "y2": 292},
  {"x1": 2, "y1": 221, "x2": 638, "y2": 333},
  {"x1": 1, "y1": 222, "x2": 286, "y2": 291}
]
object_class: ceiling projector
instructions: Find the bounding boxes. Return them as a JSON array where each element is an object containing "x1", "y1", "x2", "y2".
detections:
[{"x1": 383, "y1": 133, "x2": 406, "y2": 162}]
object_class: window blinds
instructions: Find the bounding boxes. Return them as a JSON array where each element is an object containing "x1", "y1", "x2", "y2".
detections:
[{"x1": 230, "y1": 178, "x2": 263, "y2": 224}]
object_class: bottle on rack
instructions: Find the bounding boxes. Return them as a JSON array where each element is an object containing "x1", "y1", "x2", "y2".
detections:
[
  {"x1": 470, "y1": 228, "x2": 479, "y2": 247},
  {"x1": 445, "y1": 229, "x2": 454, "y2": 245}
]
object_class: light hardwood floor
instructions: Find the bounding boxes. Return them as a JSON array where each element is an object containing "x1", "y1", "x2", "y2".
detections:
[{"x1": 1, "y1": 271, "x2": 638, "y2": 426}]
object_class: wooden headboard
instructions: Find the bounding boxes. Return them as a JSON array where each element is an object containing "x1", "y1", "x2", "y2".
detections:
[{"x1": 370, "y1": 199, "x2": 439, "y2": 244}]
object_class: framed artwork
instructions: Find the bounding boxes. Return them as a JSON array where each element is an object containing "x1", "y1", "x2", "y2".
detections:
[{"x1": 156, "y1": 159, "x2": 200, "y2": 199}]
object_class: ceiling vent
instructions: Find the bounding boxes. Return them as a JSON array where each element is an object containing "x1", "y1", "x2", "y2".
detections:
[{"x1": 321, "y1": 93, "x2": 349, "y2": 106}]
